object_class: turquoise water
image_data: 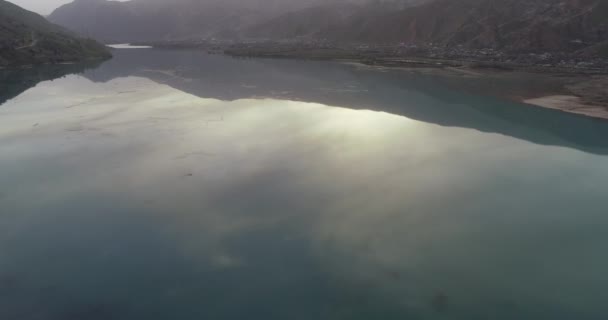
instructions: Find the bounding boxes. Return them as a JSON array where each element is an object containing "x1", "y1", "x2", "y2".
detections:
[{"x1": 1, "y1": 49, "x2": 608, "y2": 319}]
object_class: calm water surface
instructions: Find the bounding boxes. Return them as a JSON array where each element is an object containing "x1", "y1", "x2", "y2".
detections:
[{"x1": 1, "y1": 48, "x2": 608, "y2": 319}]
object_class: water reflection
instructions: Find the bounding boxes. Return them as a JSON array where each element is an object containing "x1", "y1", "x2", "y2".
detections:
[
  {"x1": 82, "y1": 49, "x2": 608, "y2": 155},
  {"x1": 1, "y1": 53, "x2": 608, "y2": 320},
  {"x1": 0, "y1": 62, "x2": 102, "y2": 106}
]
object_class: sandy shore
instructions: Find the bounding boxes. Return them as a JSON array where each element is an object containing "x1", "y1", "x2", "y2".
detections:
[
  {"x1": 524, "y1": 76, "x2": 608, "y2": 120},
  {"x1": 524, "y1": 95, "x2": 608, "y2": 120},
  {"x1": 346, "y1": 61, "x2": 608, "y2": 120}
]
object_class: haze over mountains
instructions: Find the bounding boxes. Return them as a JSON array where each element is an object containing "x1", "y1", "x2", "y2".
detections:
[
  {"x1": 45, "y1": 0, "x2": 608, "y2": 55},
  {"x1": 48, "y1": 0, "x2": 367, "y2": 42}
]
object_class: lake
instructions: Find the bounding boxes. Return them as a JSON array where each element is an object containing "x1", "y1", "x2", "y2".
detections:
[{"x1": 1, "y1": 48, "x2": 608, "y2": 320}]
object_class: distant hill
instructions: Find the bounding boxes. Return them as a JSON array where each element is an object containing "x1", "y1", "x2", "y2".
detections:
[
  {"x1": 249, "y1": 0, "x2": 608, "y2": 54},
  {"x1": 0, "y1": 0, "x2": 111, "y2": 67},
  {"x1": 48, "y1": 0, "x2": 608, "y2": 55},
  {"x1": 48, "y1": 0, "x2": 363, "y2": 43},
  {"x1": 350, "y1": 0, "x2": 608, "y2": 53}
]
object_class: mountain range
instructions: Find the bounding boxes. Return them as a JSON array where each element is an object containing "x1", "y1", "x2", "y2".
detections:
[
  {"x1": 0, "y1": 0, "x2": 110, "y2": 67},
  {"x1": 48, "y1": 0, "x2": 608, "y2": 55}
]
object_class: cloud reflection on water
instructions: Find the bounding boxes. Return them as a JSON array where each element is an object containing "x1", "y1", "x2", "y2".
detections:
[{"x1": 1, "y1": 75, "x2": 608, "y2": 319}]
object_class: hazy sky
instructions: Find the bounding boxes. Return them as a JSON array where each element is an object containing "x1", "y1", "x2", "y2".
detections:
[{"x1": 10, "y1": 0, "x2": 128, "y2": 15}]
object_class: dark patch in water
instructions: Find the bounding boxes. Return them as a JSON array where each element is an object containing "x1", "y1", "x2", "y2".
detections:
[
  {"x1": 387, "y1": 270, "x2": 402, "y2": 280},
  {"x1": 431, "y1": 291, "x2": 449, "y2": 313},
  {"x1": 38, "y1": 284, "x2": 60, "y2": 295},
  {"x1": 0, "y1": 274, "x2": 19, "y2": 295},
  {"x1": 59, "y1": 303, "x2": 125, "y2": 320},
  {"x1": 498, "y1": 299, "x2": 521, "y2": 311}
]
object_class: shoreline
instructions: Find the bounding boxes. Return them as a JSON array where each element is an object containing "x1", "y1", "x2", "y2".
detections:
[
  {"x1": 220, "y1": 46, "x2": 608, "y2": 75},
  {"x1": 0, "y1": 55, "x2": 112, "y2": 69}
]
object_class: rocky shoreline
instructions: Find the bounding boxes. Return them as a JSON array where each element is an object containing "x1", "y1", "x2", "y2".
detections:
[{"x1": 134, "y1": 40, "x2": 608, "y2": 71}]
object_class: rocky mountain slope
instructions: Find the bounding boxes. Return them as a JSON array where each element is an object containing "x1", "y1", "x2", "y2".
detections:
[
  {"x1": 0, "y1": 0, "x2": 111, "y2": 67},
  {"x1": 48, "y1": 0, "x2": 365, "y2": 43},
  {"x1": 48, "y1": 0, "x2": 608, "y2": 55},
  {"x1": 349, "y1": 0, "x2": 608, "y2": 53},
  {"x1": 250, "y1": 0, "x2": 608, "y2": 54}
]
